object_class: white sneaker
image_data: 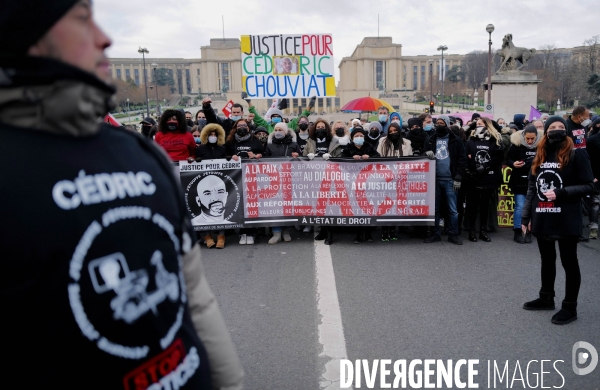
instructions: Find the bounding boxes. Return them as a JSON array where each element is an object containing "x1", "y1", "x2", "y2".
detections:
[
  {"x1": 239, "y1": 234, "x2": 247, "y2": 245},
  {"x1": 303, "y1": 226, "x2": 312, "y2": 233},
  {"x1": 246, "y1": 235, "x2": 254, "y2": 244}
]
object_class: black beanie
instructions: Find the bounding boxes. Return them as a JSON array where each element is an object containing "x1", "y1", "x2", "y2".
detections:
[
  {"x1": 471, "y1": 113, "x2": 481, "y2": 121},
  {"x1": 0, "y1": 0, "x2": 79, "y2": 56},
  {"x1": 407, "y1": 118, "x2": 423, "y2": 129},
  {"x1": 351, "y1": 127, "x2": 366, "y2": 138},
  {"x1": 543, "y1": 116, "x2": 567, "y2": 134}
]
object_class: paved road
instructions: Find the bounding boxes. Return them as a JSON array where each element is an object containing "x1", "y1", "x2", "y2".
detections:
[{"x1": 201, "y1": 227, "x2": 600, "y2": 389}]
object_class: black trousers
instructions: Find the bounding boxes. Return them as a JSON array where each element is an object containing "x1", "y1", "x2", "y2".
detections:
[
  {"x1": 467, "y1": 187, "x2": 495, "y2": 231},
  {"x1": 537, "y1": 236, "x2": 581, "y2": 302}
]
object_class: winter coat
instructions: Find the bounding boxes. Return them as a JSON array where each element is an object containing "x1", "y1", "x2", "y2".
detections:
[
  {"x1": 522, "y1": 148, "x2": 594, "y2": 237},
  {"x1": 155, "y1": 110, "x2": 196, "y2": 161},
  {"x1": 565, "y1": 115, "x2": 587, "y2": 149},
  {"x1": 226, "y1": 135, "x2": 264, "y2": 158},
  {"x1": 466, "y1": 135, "x2": 504, "y2": 189},
  {"x1": 264, "y1": 129, "x2": 301, "y2": 157},
  {"x1": 587, "y1": 133, "x2": 600, "y2": 185},
  {"x1": 405, "y1": 128, "x2": 429, "y2": 156},
  {"x1": 303, "y1": 137, "x2": 338, "y2": 156},
  {"x1": 203, "y1": 102, "x2": 235, "y2": 137},
  {"x1": 0, "y1": 56, "x2": 243, "y2": 389},
  {"x1": 376, "y1": 136, "x2": 413, "y2": 157},
  {"x1": 196, "y1": 123, "x2": 227, "y2": 160},
  {"x1": 506, "y1": 129, "x2": 542, "y2": 194},
  {"x1": 341, "y1": 141, "x2": 381, "y2": 158},
  {"x1": 424, "y1": 131, "x2": 468, "y2": 181}
]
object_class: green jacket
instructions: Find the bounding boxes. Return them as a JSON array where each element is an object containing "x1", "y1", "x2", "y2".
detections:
[{"x1": 249, "y1": 106, "x2": 311, "y2": 133}]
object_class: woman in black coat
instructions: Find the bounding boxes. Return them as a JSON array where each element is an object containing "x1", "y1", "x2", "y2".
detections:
[
  {"x1": 341, "y1": 127, "x2": 380, "y2": 244},
  {"x1": 521, "y1": 116, "x2": 594, "y2": 325},
  {"x1": 465, "y1": 117, "x2": 504, "y2": 243}
]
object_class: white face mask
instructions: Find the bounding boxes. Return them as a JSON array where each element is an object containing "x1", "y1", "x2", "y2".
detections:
[
  {"x1": 274, "y1": 131, "x2": 286, "y2": 139},
  {"x1": 581, "y1": 119, "x2": 591, "y2": 127},
  {"x1": 208, "y1": 136, "x2": 218, "y2": 144},
  {"x1": 337, "y1": 136, "x2": 349, "y2": 146}
]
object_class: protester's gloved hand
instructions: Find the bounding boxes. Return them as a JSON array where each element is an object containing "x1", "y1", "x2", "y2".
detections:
[
  {"x1": 453, "y1": 181, "x2": 461, "y2": 192},
  {"x1": 322, "y1": 153, "x2": 331, "y2": 161},
  {"x1": 309, "y1": 96, "x2": 317, "y2": 110},
  {"x1": 307, "y1": 153, "x2": 315, "y2": 160},
  {"x1": 426, "y1": 151, "x2": 435, "y2": 160},
  {"x1": 241, "y1": 92, "x2": 251, "y2": 105}
]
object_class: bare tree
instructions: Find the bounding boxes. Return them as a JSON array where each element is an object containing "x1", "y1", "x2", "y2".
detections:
[{"x1": 582, "y1": 35, "x2": 600, "y2": 73}]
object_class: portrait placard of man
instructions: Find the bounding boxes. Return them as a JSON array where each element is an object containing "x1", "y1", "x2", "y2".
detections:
[
  {"x1": 190, "y1": 175, "x2": 235, "y2": 225},
  {"x1": 274, "y1": 56, "x2": 298, "y2": 75}
]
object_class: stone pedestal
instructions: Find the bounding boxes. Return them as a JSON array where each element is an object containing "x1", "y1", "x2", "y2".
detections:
[{"x1": 490, "y1": 71, "x2": 540, "y2": 122}]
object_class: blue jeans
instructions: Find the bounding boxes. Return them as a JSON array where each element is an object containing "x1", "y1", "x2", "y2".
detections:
[
  {"x1": 513, "y1": 194, "x2": 525, "y2": 229},
  {"x1": 272, "y1": 226, "x2": 282, "y2": 233},
  {"x1": 434, "y1": 179, "x2": 458, "y2": 236}
]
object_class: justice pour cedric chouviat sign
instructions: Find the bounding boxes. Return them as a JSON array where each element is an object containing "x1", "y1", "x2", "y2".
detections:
[{"x1": 241, "y1": 34, "x2": 336, "y2": 99}]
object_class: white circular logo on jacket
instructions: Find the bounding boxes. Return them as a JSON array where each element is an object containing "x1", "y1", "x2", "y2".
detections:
[{"x1": 536, "y1": 170, "x2": 563, "y2": 201}]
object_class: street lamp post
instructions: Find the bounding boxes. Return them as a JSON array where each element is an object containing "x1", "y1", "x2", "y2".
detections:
[
  {"x1": 486, "y1": 24, "x2": 494, "y2": 105},
  {"x1": 126, "y1": 98, "x2": 130, "y2": 122},
  {"x1": 151, "y1": 62, "x2": 160, "y2": 117},
  {"x1": 428, "y1": 59, "x2": 433, "y2": 107},
  {"x1": 138, "y1": 47, "x2": 150, "y2": 118},
  {"x1": 437, "y1": 45, "x2": 448, "y2": 114}
]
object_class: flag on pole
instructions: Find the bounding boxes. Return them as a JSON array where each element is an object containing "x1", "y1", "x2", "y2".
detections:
[
  {"x1": 104, "y1": 113, "x2": 122, "y2": 127},
  {"x1": 529, "y1": 105, "x2": 542, "y2": 121}
]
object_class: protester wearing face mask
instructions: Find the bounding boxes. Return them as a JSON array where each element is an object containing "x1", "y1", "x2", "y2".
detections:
[
  {"x1": 296, "y1": 116, "x2": 311, "y2": 154},
  {"x1": 226, "y1": 119, "x2": 263, "y2": 245},
  {"x1": 376, "y1": 122, "x2": 412, "y2": 242},
  {"x1": 390, "y1": 112, "x2": 403, "y2": 129},
  {"x1": 140, "y1": 117, "x2": 156, "y2": 139},
  {"x1": 342, "y1": 127, "x2": 381, "y2": 243},
  {"x1": 331, "y1": 120, "x2": 351, "y2": 149},
  {"x1": 154, "y1": 109, "x2": 196, "y2": 161},
  {"x1": 566, "y1": 105, "x2": 590, "y2": 149},
  {"x1": 406, "y1": 118, "x2": 429, "y2": 156},
  {"x1": 192, "y1": 126, "x2": 202, "y2": 145},
  {"x1": 365, "y1": 121, "x2": 383, "y2": 148},
  {"x1": 194, "y1": 123, "x2": 229, "y2": 249},
  {"x1": 254, "y1": 127, "x2": 269, "y2": 148},
  {"x1": 424, "y1": 115, "x2": 467, "y2": 245},
  {"x1": 507, "y1": 125, "x2": 541, "y2": 243},
  {"x1": 419, "y1": 113, "x2": 434, "y2": 135},
  {"x1": 263, "y1": 122, "x2": 301, "y2": 244},
  {"x1": 521, "y1": 116, "x2": 594, "y2": 325},
  {"x1": 303, "y1": 119, "x2": 335, "y2": 158},
  {"x1": 202, "y1": 97, "x2": 244, "y2": 137},
  {"x1": 465, "y1": 117, "x2": 504, "y2": 243},
  {"x1": 377, "y1": 106, "x2": 391, "y2": 134}
]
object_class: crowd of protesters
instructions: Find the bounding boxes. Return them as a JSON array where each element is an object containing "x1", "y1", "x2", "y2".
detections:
[{"x1": 146, "y1": 98, "x2": 599, "y2": 251}]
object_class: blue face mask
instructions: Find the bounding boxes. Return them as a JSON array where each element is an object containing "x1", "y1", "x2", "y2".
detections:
[
  {"x1": 379, "y1": 115, "x2": 388, "y2": 123},
  {"x1": 272, "y1": 117, "x2": 282, "y2": 124},
  {"x1": 231, "y1": 115, "x2": 242, "y2": 121},
  {"x1": 424, "y1": 124, "x2": 433, "y2": 131},
  {"x1": 194, "y1": 137, "x2": 201, "y2": 144},
  {"x1": 353, "y1": 137, "x2": 365, "y2": 146}
]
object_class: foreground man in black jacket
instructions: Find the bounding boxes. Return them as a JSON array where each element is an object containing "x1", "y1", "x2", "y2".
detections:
[{"x1": 0, "y1": 1, "x2": 243, "y2": 388}]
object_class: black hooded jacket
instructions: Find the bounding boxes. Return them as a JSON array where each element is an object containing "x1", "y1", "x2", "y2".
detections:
[
  {"x1": 341, "y1": 141, "x2": 380, "y2": 158},
  {"x1": 406, "y1": 128, "x2": 429, "y2": 156}
]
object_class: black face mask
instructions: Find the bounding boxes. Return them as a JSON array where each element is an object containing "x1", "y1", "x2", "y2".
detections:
[
  {"x1": 236, "y1": 127, "x2": 249, "y2": 137},
  {"x1": 410, "y1": 127, "x2": 422, "y2": 133},
  {"x1": 316, "y1": 130, "x2": 327, "y2": 139},
  {"x1": 435, "y1": 125, "x2": 448, "y2": 136},
  {"x1": 547, "y1": 130, "x2": 567, "y2": 144},
  {"x1": 369, "y1": 130, "x2": 380, "y2": 138},
  {"x1": 335, "y1": 128, "x2": 345, "y2": 137},
  {"x1": 298, "y1": 123, "x2": 309, "y2": 131},
  {"x1": 187, "y1": 119, "x2": 194, "y2": 127},
  {"x1": 166, "y1": 121, "x2": 178, "y2": 131},
  {"x1": 388, "y1": 132, "x2": 401, "y2": 141},
  {"x1": 141, "y1": 125, "x2": 152, "y2": 135}
]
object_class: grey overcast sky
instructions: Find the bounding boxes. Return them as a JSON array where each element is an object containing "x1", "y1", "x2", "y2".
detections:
[{"x1": 95, "y1": 0, "x2": 597, "y2": 68}]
